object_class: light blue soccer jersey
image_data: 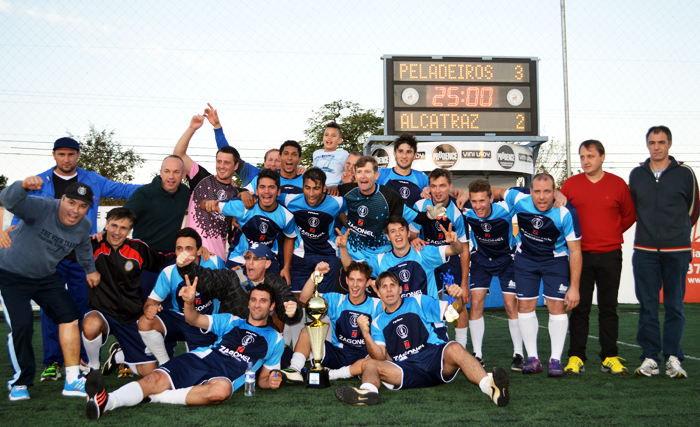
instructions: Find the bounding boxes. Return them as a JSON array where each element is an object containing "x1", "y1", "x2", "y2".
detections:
[
  {"x1": 284, "y1": 193, "x2": 347, "y2": 257},
  {"x1": 220, "y1": 199, "x2": 297, "y2": 264},
  {"x1": 363, "y1": 246, "x2": 447, "y2": 299},
  {"x1": 503, "y1": 188, "x2": 581, "y2": 260},
  {"x1": 370, "y1": 295, "x2": 448, "y2": 361},
  {"x1": 411, "y1": 198, "x2": 468, "y2": 245},
  {"x1": 463, "y1": 200, "x2": 517, "y2": 259},
  {"x1": 323, "y1": 293, "x2": 382, "y2": 351},
  {"x1": 149, "y1": 255, "x2": 225, "y2": 314},
  {"x1": 192, "y1": 314, "x2": 284, "y2": 392},
  {"x1": 377, "y1": 168, "x2": 429, "y2": 208}
]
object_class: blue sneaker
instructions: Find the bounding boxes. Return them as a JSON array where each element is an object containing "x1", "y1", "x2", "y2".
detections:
[
  {"x1": 9, "y1": 385, "x2": 30, "y2": 401},
  {"x1": 62, "y1": 375, "x2": 87, "y2": 397},
  {"x1": 548, "y1": 359, "x2": 564, "y2": 377},
  {"x1": 522, "y1": 357, "x2": 543, "y2": 374}
]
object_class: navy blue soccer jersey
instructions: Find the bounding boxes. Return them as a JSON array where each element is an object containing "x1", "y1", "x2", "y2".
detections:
[
  {"x1": 192, "y1": 314, "x2": 284, "y2": 391},
  {"x1": 377, "y1": 168, "x2": 429, "y2": 207},
  {"x1": 220, "y1": 199, "x2": 297, "y2": 264},
  {"x1": 503, "y1": 188, "x2": 581, "y2": 260},
  {"x1": 340, "y1": 184, "x2": 419, "y2": 259},
  {"x1": 411, "y1": 198, "x2": 468, "y2": 245},
  {"x1": 324, "y1": 293, "x2": 382, "y2": 352},
  {"x1": 363, "y1": 246, "x2": 447, "y2": 299},
  {"x1": 283, "y1": 193, "x2": 347, "y2": 257},
  {"x1": 463, "y1": 200, "x2": 517, "y2": 259},
  {"x1": 245, "y1": 173, "x2": 304, "y2": 200},
  {"x1": 149, "y1": 255, "x2": 225, "y2": 314},
  {"x1": 370, "y1": 296, "x2": 448, "y2": 361}
]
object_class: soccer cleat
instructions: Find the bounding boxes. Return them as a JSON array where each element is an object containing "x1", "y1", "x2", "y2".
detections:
[
  {"x1": 601, "y1": 356, "x2": 628, "y2": 375},
  {"x1": 334, "y1": 385, "x2": 380, "y2": 406},
  {"x1": 80, "y1": 359, "x2": 91, "y2": 376},
  {"x1": 62, "y1": 375, "x2": 87, "y2": 397},
  {"x1": 511, "y1": 354, "x2": 525, "y2": 372},
  {"x1": 8, "y1": 385, "x2": 30, "y2": 401},
  {"x1": 281, "y1": 368, "x2": 304, "y2": 385},
  {"x1": 548, "y1": 359, "x2": 564, "y2": 377},
  {"x1": 86, "y1": 370, "x2": 109, "y2": 420},
  {"x1": 489, "y1": 366, "x2": 510, "y2": 407},
  {"x1": 665, "y1": 356, "x2": 687, "y2": 379},
  {"x1": 635, "y1": 358, "x2": 660, "y2": 377},
  {"x1": 522, "y1": 357, "x2": 543, "y2": 374},
  {"x1": 102, "y1": 342, "x2": 121, "y2": 376},
  {"x1": 565, "y1": 356, "x2": 585, "y2": 375},
  {"x1": 117, "y1": 365, "x2": 134, "y2": 378},
  {"x1": 472, "y1": 353, "x2": 485, "y2": 368},
  {"x1": 41, "y1": 362, "x2": 62, "y2": 381}
]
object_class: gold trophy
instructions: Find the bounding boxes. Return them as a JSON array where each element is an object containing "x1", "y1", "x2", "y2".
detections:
[{"x1": 305, "y1": 270, "x2": 330, "y2": 388}]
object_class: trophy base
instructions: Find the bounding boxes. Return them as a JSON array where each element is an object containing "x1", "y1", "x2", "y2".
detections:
[{"x1": 305, "y1": 369, "x2": 330, "y2": 389}]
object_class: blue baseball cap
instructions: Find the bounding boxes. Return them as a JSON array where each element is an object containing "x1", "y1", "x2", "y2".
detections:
[
  {"x1": 243, "y1": 243, "x2": 275, "y2": 260},
  {"x1": 54, "y1": 137, "x2": 81, "y2": 152}
]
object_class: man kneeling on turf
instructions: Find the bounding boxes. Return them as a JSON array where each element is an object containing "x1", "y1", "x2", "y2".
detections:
[
  {"x1": 85, "y1": 281, "x2": 284, "y2": 419},
  {"x1": 335, "y1": 271, "x2": 510, "y2": 407}
]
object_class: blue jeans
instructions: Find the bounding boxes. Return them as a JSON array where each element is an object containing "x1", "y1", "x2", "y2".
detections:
[{"x1": 632, "y1": 250, "x2": 692, "y2": 363}]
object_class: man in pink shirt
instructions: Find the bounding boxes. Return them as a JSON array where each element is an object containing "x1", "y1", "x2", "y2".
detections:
[{"x1": 562, "y1": 140, "x2": 636, "y2": 375}]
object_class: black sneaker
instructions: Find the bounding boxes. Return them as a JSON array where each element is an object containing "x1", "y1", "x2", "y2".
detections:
[
  {"x1": 334, "y1": 385, "x2": 380, "y2": 406},
  {"x1": 473, "y1": 353, "x2": 485, "y2": 367},
  {"x1": 85, "y1": 370, "x2": 109, "y2": 420},
  {"x1": 489, "y1": 366, "x2": 510, "y2": 407},
  {"x1": 511, "y1": 354, "x2": 524, "y2": 372},
  {"x1": 102, "y1": 342, "x2": 121, "y2": 376}
]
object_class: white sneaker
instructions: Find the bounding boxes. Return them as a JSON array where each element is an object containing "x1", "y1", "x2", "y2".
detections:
[
  {"x1": 665, "y1": 356, "x2": 687, "y2": 378},
  {"x1": 635, "y1": 358, "x2": 659, "y2": 377}
]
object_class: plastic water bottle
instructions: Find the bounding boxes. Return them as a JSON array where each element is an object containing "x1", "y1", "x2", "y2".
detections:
[{"x1": 244, "y1": 362, "x2": 255, "y2": 397}]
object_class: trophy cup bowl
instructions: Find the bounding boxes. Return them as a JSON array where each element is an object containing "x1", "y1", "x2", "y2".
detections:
[{"x1": 305, "y1": 272, "x2": 331, "y2": 388}]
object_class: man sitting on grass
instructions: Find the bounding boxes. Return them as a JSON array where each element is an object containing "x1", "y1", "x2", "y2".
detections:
[
  {"x1": 85, "y1": 278, "x2": 285, "y2": 419},
  {"x1": 334, "y1": 271, "x2": 510, "y2": 407}
]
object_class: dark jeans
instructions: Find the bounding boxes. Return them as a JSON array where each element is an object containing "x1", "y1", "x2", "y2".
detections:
[
  {"x1": 568, "y1": 250, "x2": 622, "y2": 362},
  {"x1": 633, "y1": 249, "x2": 692, "y2": 363}
]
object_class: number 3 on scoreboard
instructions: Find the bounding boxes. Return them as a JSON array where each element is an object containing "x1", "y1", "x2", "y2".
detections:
[{"x1": 516, "y1": 114, "x2": 525, "y2": 130}]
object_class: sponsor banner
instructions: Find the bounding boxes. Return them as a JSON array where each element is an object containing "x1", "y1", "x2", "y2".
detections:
[{"x1": 685, "y1": 223, "x2": 700, "y2": 302}]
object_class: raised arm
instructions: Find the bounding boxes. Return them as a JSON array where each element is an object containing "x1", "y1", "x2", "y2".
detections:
[
  {"x1": 298, "y1": 262, "x2": 331, "y2": 305},
  {"x1": 335, "y1": 228, "x2": 353, "y2": 268},
  {"x1": 358, "y1": 315, "x2": 386, "y2": 361},
  {"x1": 173, "y1": 115, "x2": 205, "y2": 176},
  {"x1": 179, "y1": 275, "x2": 210, "y2": 329}
]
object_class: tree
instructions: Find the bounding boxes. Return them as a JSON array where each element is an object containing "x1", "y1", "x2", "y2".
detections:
[
  {"x1": 531, "y1": 138, "x2": 570, "y2": 188},
  {"x1": 300, "y1": 100, "x2": 384, "y2": 167},
  {"x1": 69, "y1": 124, "x2": 145, "y2": 205}
]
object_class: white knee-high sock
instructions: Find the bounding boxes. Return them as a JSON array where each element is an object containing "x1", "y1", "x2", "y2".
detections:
[
  {"x1": 508, "y1": 318, "x2": 524, "y2": 356},
  {"x1": 289, "y1": 352, "x2": 307, "y2": 372},
  {"x1": 469, "y1": 317, "x2": 485, "y2": 358},
  {"x1": 518, "y1": 311, "x2": 539, "y2": 359},
  {"x1": 106, "y1": 382, "x2": 144, "y2": 411},
  {"x1": 82, "y1": 334, "x2": 102, "y2": 370},
  {"x1": 139, "y1": 330, "x2": 170, "y2": 365},
  {"x1": 328, "y1": 366, "x2": 352, "y2": 380},
  {"x1": 548, "y1": 314, "x2": 568, "y2": 361},
  {"x1": 454, "y1": 327, "x2": 468, "y2": 348},
  {"x1": 148, "y1": 386, "x2": 192, "y2": 405}
]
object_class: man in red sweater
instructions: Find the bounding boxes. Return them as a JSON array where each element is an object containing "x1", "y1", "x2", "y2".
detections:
[{"x1": 562, "y1": 140, "x2": 636, "y2": 375}]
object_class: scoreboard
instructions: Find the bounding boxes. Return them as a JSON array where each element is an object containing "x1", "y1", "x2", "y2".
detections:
[{"x1": 384, "y1": 56, "x2": 539, "y2": 136}]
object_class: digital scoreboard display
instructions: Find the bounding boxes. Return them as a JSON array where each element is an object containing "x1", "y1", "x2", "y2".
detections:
[{"x1": 384, "y1": 56, "x2": 539, "y2": 136}]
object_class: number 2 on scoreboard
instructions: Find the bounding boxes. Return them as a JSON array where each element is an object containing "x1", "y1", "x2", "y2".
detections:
[{"x1": 516, "y1": 114, "x2": 525, "y2": 130}]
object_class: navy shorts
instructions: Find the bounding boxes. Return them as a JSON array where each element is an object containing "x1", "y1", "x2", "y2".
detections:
[
  {"x1": 157, "y1": 310, "x2": 218, "y2": 351},
  {"x1": 290, "y1": 254, "x2": 340, "y2": 294},
  {"x1": 386, "y1": 343, "x2": 459, "y2": 390},
  {"x1": 433, "y1": 255, "x2": 463, "y2": 290},
  {"x1": 0, "y1": 269, "x2": 80, "y2": 324},
  {"x1": 86, "y1": 310, "x2": 157, "y2": 365},
  {"x1": 157, "y1": 351, "x2": 235, "y2": 393},
  {"x1": 514, "y1": 254, "x2": 569, "y2": 300},
  {"x1": 469, "y1": 252, "x2": 516, "y2": 295},
  {"x1": 321, "y1": 341, "x2": 367, "y2": 369}
]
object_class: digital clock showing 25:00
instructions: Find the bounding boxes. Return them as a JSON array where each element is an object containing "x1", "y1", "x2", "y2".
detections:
[{"x1": 384, "y1": 56, "x2": 539, "y2": 136}]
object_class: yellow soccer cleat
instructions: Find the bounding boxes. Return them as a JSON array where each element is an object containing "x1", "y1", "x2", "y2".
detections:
[
  {"x1": 564, "y1": 356, "x2": 585, "y2": 375},
  {"x1": 601, "y1": 356, "x2": 628, "y2": 375}
]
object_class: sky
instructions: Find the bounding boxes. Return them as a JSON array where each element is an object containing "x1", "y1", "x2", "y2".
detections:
[{"x1": 1, "y1": 0, "x2": 699, "y2": 185}]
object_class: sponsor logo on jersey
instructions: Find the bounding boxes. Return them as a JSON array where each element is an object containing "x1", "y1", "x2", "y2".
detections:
[
  {"x1": 351, "y1": 330, "x2": 358, "y2": 337},
  {"x1": 531, "y1": 217, "x2": 544, "y2": 229},
  {"x1": 349, "y1": 312, "x2": 360, "y2": 328},
  {"x1": 124, "y1": 260, "x2": 134, "y2": 272},
  {"x1": 259, "y1": 222, "x2": 269, "y2": 234},
  {"x1": 217, "y1": 189, "x2": 227, "y2": 200},
  {"x1": 398, "y1": 269, "x2": 411, "y2": 282},
  {"x1": 358, "y1": 205, "x2": 369, "y2": 218},
  {"x1": 399, "y1": 187, "x2": 410, "y2": 199},
  {"x1": 481, "y1": 222, "x2": 492, "y2": 232},
  {"x1": 308, "y1": 217, "x2": 320, "y2": 228},
  {"x1": 396, "y1": 324, "x2": 409, "y2": 339},
  {"x1": 508, "y1": 280, "x2": 516, "y2": 289}
]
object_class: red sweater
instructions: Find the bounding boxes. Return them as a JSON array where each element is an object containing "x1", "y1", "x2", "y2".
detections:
[{"x1": 560, "y1": 172, "x2": 636, "y2": 253}]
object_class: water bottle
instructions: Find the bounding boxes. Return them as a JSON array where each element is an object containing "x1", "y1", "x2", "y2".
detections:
[{"x1": 244, "y1": 362, "x2": 255, "y2": 397}]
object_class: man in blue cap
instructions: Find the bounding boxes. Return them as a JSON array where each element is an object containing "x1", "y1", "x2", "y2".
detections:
[{"x1": 11, "y1": 137, "x2": 140, "y2": 382}]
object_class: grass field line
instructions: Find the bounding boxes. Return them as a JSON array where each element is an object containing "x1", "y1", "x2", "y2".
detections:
[{"x1": 484, "y1": 313, "x2": 700, "y2": 361}]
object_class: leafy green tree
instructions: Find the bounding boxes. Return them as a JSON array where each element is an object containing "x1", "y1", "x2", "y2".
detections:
[
  {"x1": 69, "y1": 124, "x2": 145, "y2": 205},
  {"x1": 300, "y1": 100, "x2": 384, "y2": 167},
  {"x1": 532, "y1": 138, "x2": 569, "y2": 188}
]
